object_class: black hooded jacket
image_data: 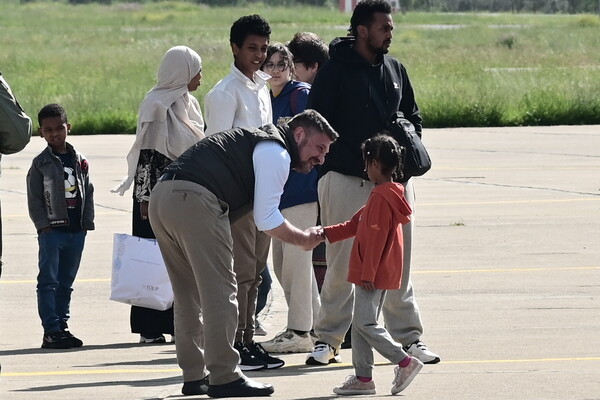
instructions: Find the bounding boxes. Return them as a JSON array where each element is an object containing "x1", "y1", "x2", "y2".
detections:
[{"x1": 308, "y1": 36, "x2": 422, "y2": 179}]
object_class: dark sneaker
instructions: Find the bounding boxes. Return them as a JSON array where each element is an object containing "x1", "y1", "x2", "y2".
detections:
[
  {"x1": 340, "y1": 326, "x2": 352, "y2": 349},
  {"x1": 42, "y1": 331, "x2": 72, "y2": 349},
  {"x1": 207, "y1": 376, "x2": 274, "y2": 398},
  {"x1": 62, "y1": 329, "x2": 83, "y2": 348},
  {"x1": 139, "y1": 334, "x2": 166, "y2": 344},
  {"x1": 182, "y1": 374, "x2": 209, "y2": 396},
  {"x1": 247, "y1": 341, "x2": 285, "y2": 369},
  {"x1": 234, "y1": 341, "x2": 267, "y2": 371}
]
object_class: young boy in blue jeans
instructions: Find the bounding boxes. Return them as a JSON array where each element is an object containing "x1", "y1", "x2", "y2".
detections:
[{"x1": 26, "y1": 103, "x2": 95, "y2": 349}]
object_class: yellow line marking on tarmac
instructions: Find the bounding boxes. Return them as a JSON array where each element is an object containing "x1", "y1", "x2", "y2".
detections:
[
  {"x1": 413, "y1": 266, "x2": 600, "y2": 274},
  {"x1": 2, "y1": 266, "x2": 598, "y2": 284},
  {"x1": 419, "y1": 197, "x2": 600, "y2": 206},
  {"x1": 438, "y1": 357, "x2": 600, "y2": 364},
  {"x1": 348, "y1": 356, "x2": 600, "y2": 367},
  {"x1": 4, "y1": 357, "x2": 600, "y2": 377}
]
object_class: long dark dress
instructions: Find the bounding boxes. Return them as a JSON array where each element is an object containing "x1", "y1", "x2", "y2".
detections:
[{"x1": 130, "y1": 149, "x2": 174, "y2": 337}]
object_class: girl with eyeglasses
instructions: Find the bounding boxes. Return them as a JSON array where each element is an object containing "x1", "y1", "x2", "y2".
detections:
[{"x1": 257, "y1": 43, "x2": 322, "y2": 355}]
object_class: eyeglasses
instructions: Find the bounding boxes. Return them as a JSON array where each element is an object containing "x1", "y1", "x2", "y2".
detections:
[{"x1": 263, "y1": 62, "x2": 289, "y2": 72}]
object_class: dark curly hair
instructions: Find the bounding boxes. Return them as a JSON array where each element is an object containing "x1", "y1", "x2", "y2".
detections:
[
  {"x1": 361, "y1": 133, "x2": 405, "y2": 180},
  {"x1": 230, "y1": 14, "x2": 271, "y2": 48},
  {"x1": 349, "y1": 0, "x2": 392, "y2": 37},
  {"x1": 38, "y1": 103, "x2": 68, "y2": 127},
  {"x1": 287, "y1": 32, "x2": 329, "y2": 70}
]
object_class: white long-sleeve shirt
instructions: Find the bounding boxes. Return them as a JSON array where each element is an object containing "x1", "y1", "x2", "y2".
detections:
[
  {"x1": 252, "y1": 141, "x2": 290, "y2": 231},
  {"x1": 204, "y1": 63, "x2": 272, "y2": 135}
]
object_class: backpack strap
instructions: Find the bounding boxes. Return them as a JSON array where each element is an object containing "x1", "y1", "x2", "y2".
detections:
[{"x1": 290, "y1": 87, "x2": 301, "y2": 115}]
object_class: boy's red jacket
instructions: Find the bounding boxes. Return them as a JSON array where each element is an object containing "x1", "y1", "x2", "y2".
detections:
[{"x1": 324, "y1": 182, "x2": 412, "y2": 290}]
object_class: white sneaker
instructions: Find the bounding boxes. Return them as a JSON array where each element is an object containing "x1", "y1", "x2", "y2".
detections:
[
  {"x1": 391, "y1": 357, "x2": 423, "y2": 394},
  {"x1": 405, "y1": 340, "x2": 441, "y2": 364},
  {"x1": 305, "y1": 342, "x2": 342, "y2": 365},
  {"x1": 260, "y1": 329, "x2": 314, "y2": 353},
  {"x1": 333, "y1": 375, "x2": 376, "y2": 395}
]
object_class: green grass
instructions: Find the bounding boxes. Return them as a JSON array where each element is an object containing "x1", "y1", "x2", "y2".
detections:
[{"x1": 2, "y1": 1, "x2": 599, "y2": 133}]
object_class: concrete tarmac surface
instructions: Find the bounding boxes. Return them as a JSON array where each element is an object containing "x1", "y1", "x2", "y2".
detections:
[{"x1": 1, "y1": 125, "x2": 599, "y2": 399}]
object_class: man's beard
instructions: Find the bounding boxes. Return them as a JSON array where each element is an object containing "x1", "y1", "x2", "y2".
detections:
[
  {"x1": 294, "y1": 160, "x2": 315, "y2": 174},
  {"x1": 368, "y1": 38, "x2": 390, "y2": 56}
]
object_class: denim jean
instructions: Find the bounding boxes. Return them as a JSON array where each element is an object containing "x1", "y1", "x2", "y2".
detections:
[{"x1": 36, "y1": 229, "x2": 86, "y2": 334}]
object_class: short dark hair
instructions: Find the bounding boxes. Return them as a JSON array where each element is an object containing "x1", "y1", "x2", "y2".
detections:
[
  {"x1": 361, "y1": 133, "x2": 405, "y2": 180},
  {"x1": 230, "y1": 14, "x2": 271, "y2": 48},
  {"x1": 38, "y1": 103, "x2": 68, "y2": 127},
  {"x1": 349, "y1": 0, "x2": 392, "y2": 37},
  {"x1": 288, "y1": 109, "x2": 338, "y2": 142},
  {"x1": 287, "y1": 32, "x2": 329, "y2": 70},
  {"x1": 263, "y1": 42, "x2": 295, "y2": 75}
]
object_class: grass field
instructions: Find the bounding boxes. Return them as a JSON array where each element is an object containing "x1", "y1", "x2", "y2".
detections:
[{"x1": 2, "y1": 0, "x2": 599, "y2": 133}]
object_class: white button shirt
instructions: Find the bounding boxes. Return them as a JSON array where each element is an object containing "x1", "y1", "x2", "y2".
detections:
[{"x1": 204, "y1": 63, "x2": 272, "y2": 136}]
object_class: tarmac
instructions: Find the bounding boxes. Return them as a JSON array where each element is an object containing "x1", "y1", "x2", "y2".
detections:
[{"x1": 0, "y1": 125, "x2": 599, "y2": 400}]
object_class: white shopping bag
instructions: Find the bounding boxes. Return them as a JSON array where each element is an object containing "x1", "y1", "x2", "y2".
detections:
[{"x1": 110, "y1": 233, "x2": 174, "y2": 311}]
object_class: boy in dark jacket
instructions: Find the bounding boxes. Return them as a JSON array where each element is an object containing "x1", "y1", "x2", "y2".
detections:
[{"x1": 26, "y1": 103, "x2": 95, "y2": 349}]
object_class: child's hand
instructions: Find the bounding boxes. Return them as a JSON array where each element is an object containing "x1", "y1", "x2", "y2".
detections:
[
  {"x1": 316, "y1": 226, "x2": 325, "y2": 241},
  {"x1": 361, "y1": 281, "x2": 375, "y2": 291},
  {"x1": 302, "y1": 226, "x2": 325, "y2": 251}
]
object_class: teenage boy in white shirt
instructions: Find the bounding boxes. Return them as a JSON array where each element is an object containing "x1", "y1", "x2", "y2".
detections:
[{"x1": 204, "y1": 14, "x2": 282, "y2": 372}]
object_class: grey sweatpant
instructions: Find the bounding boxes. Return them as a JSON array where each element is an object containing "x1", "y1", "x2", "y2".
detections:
[{"x1": 352, "y1": 287, "x2": 408, "y2": 378}]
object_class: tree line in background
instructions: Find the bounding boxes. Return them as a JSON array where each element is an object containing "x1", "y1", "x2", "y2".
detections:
[
  {"x1": 407, "y1": 0, "x2": 598, "y2": 13},
  {"x1": 24, "y1": 0, "x2": 600, "y2": 14}
]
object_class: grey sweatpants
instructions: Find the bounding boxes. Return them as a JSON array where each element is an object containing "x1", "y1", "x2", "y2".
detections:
[{"x1": 352, "y1": 287, "x2": 408, "y2": 378}]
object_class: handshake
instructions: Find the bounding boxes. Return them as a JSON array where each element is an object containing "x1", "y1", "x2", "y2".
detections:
[{"x1": 301, "y1": 226, "x2": 326, "y2": 251}]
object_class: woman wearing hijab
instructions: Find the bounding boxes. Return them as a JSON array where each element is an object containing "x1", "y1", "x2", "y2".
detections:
[{"x1": 113, "y1": 45, "x2": 205, "y2": 343}]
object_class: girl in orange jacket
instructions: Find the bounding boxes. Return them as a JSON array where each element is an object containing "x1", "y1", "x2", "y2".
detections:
[{"x1": 323, "y1": 134, "x2": 424, "y2": 396}]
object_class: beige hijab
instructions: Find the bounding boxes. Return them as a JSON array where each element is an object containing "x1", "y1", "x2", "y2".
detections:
[{"x1": 112, "y1": 46, "x2": 204, "y2": 195}]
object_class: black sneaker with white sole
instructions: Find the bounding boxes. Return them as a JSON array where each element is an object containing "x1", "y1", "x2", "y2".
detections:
[
  {"x1": 305, "y1": 341, "x2": 342, "y2": 365},
  {"x1": 234, "y1": 341, "x2": 267, "y2": 371},
  {"x1": 247, "y1": 341, "x2": 285, "y2": 369},
  {"x1": 404, "y1": 340, "x2": 441, "y2": 364}
]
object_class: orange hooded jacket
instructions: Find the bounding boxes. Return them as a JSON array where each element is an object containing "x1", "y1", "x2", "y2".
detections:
[{"x1": 324, "y1": 182, "x2": 412, "y2": 290}]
